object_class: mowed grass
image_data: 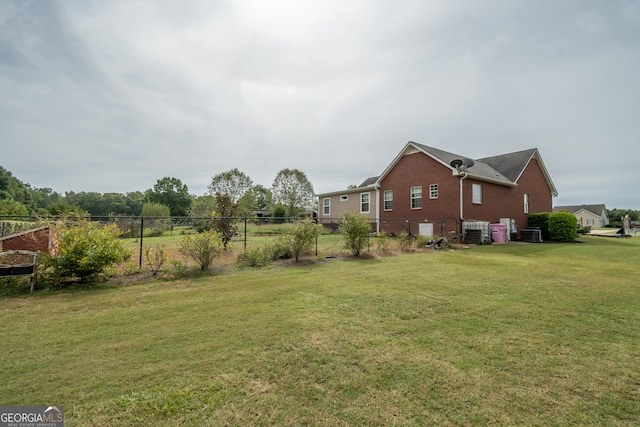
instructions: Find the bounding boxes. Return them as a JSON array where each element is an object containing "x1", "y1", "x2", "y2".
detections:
[{"x1": 1, "y1": 237, "x2": 639, "y2": 426}]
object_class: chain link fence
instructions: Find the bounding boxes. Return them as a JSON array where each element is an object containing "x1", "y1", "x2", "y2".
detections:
[{"x1": 1, "y1": 215, "x2": 460, "y2": 274}]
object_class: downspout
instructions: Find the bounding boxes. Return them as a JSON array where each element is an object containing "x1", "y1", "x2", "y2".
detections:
[
  {"x1": 459, "y1": 171, "x2": 468, "y2": 225},
  {"x1": 375, "y1": 185, "x2": 380, "y2": 234}
]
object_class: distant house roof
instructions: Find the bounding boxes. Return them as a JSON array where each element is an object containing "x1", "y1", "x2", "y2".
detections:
[
  {"x1": 359, "y1": 176, "x2": 379, "y2": 187},
  {"x1": 553, "y1": 204, "x2": 608, "y2": 217}
]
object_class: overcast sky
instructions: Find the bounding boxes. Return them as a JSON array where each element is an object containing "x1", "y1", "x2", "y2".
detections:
[{"x1": 1, "y1": 0, "x2": 639, "y2": 209}]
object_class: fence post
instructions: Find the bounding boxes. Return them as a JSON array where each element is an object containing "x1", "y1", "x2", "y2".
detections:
[
  {"x1": 139, "y1": 216, "x2": 144, "y2": 267},
  {"x1": 244, "y1": 217, "x2": 247, "y2": 252}
]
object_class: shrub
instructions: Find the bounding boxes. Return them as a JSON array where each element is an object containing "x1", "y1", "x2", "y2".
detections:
[
  {"x1": 376, "y1": 231, "x2": 391, "y2": 255},
  {"x1": 179, "y1": 230, "x2": 224, "y2": 270},
  {"x1": 43, "y1": 220, "x2": 131, "y2": 283},
  {"x1": 414, "y1": 234, "x2": 432, "y2": 248},
  {"x1": 284, "y1": 218, "x2": 323, "y2": 262},
  {"x1": 338, "y1": 211, "x2": 371, "y2": 256},
  {"x1": 145, "y1": 245, "x2": 167, "y2": 276},
  {"x1": 237, "y1": 246, "x2": 272, "y2": 267},
  {"x1": 170, "y1": 260, "x2": 188, "y2": 277},
  {"x1": 398, "y1": 231, "x2": 411, "y2": 252},
  {"x1": 269, "y1": 235, "x2": 293, "y2": 260},
  {"x1": 549, "y1": 212, "x2": 578, "y2": 242},
  {"x1": 528, "y1": 212, "x2": 551, "y2": 241}
]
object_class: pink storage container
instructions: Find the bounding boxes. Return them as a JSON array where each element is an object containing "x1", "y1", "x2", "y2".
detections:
[{"x1": 490, "y1": 223, "x2": 507, "y2": 243}]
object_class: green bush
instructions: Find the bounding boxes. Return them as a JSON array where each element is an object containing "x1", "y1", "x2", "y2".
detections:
[
  {"x1": 269, "y1": 236, "x2": 293, "y2": 260},
  {"x1": 527, "y1": 212, "x2": 551, "y2": 241},
  {"x1": 145, "y1": 245, "x2": 167, "y2": 276},
  {"x1": 376, "y1": 231, "x2": 391, "y2": 255},
  {"x1": 398, "y1": 231, "x2": 411, "y2": 252},
  {"x1": 549, "y1": 212, "x2": 578, "y2": 242},
  {"x1": 179, "y1": 230, "x2": 224, "y2": 270},
  {"x1": 338, "y1": 211, "x2": 371, "y2": 256},
  {"x1": 43, "y1": 220, "x2": 131, "y2": 283},
  {"x1": 414, "y1": 234, "x2": 432, "y2": 247},
  {"x1": 284, "y1": 218, "x2": 323, "y2": 262},
  {"x1": 237, "y1": 246, "x2": 272, "y2": 267}
]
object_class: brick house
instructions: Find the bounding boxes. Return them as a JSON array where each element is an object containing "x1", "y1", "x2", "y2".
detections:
[{"x1": 317, "y1": 141, "x2": 558, "y2": 238}]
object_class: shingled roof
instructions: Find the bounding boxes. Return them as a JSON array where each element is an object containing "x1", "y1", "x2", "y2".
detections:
[
  {"x1": 317, "y1": 141, "x2": 558, "y2": 197},
  {"x1": 375, "y1": 142, "x2": 557, "y2": 195},
  {"x1": 553, "y1": 204, "x2": 607, "y2": 216}
]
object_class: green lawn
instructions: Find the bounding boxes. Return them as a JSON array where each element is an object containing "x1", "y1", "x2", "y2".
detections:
[{"x1": 1, "y1": 236, "x2": 639, "y2": 426}]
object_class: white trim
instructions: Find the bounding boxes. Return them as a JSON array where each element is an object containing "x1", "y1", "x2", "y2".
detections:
[{"x1": 360, "y1": 192, "x2": 370, "y2": 213}]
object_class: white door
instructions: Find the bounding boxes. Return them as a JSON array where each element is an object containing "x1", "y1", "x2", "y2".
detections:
[{"x1": 418, "y1": 223, "x2": 434, "y2": 237}]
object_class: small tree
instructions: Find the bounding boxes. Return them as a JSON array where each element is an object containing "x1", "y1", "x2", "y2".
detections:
[
  {"x1": 44, "y1": 219, "x2": 131, "y2": 283},
  {"x1": 179, "y1": 230, "x2": 224, "y2": 270},
  {"x1": 284, "y1": 217, "x2": 324, "y2": 262},
  {"x1": 338, "y1": 211, "x2": 371, "y2": 256},
  {"x1": 212, "y1": 192, "x2": 240, "y2": 250},
  {"x1": 145, "y1": 245, "x2": 167, "y2": 276}
]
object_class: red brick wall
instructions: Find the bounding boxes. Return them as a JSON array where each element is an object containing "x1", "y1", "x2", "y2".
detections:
[
  {"x1": 379, "y1": 152, "x2": 554, "y2": 237},
  {"x1": 1, "y1": 228, "x2": 51, "y2": 253},
  {"x1": 379, "y1": 152, "x2": 461, "y2": 236}
]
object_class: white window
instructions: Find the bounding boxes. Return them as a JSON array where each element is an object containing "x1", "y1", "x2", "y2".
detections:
[
  {"x1": 384, "y1": 190, "x2": 393, "y2": 211},
  {"x1": 411, "y1": 186, "x2": 422, "y2": 209},
  {"x1": 524, "y1": 193, "x2": 529, "y2": 213},
  {"x1": 340, "y1": 195, "x2": 348, "y2": 201},
  {"x1": 472, "y1": 184, "x2": 482, "y2": 204},
  {"x1": 587, "y1": 219, "x2": 594, "y2": 226},
  {"x1": 361, "y1": 192, "x2": 370, "y2": 213},
  {"x1": 430, "y1": 184, "x2": 438, "y2": 199},
  {"x1": 323, "y1": 198, "x2": 330, "y2": 215}
]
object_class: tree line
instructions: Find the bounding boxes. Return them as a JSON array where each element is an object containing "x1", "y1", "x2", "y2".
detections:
[{"x1": 0, "y1": 165, "x2": 316, "y2": 219}]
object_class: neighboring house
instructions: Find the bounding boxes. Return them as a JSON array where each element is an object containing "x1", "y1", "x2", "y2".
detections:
[
  {"x1": 317, "y1": 141, "x2": 558, "y2": 237},
  {"x1": 316, "y1": 178, "x2": 379, "y2": 231},
  {"x1": 553, "y1": 204, "x2": 609, "y2": 228}
]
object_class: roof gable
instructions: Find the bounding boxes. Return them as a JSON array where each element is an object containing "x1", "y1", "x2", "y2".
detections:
[
  {"x1": 319, "y1": 141, "x2": 558, "y2": 197},
  {"x1": 553, "y1": 204, "x2": 608, "y2": 217},
  {"x1": 378, "y1": 142, "x2": 519, "y2": 187}
]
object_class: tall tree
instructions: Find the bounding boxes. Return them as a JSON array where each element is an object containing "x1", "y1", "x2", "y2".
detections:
[
  {"x1": 190, "y1": 195, "x2": 216, "y2": 218},
  {"x1": 145, "y1": 177, "x2": 193, "y2": 217},
  {"x1": 237, "y1": 184, "x2": 272, "y2": 216},
  {"x1": 271, "y1": 168, "x2": 315, "y2": 217},
  {"x1": 207, "y1": 168, "x2": 253, "y2": 204},
  {"x1": 124, "y1": 191, "x2": 146, "y2": 216}
]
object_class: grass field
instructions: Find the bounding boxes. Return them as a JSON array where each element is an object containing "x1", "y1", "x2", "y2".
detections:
[{"x1": 1, "y1": 236, "x2": 639, "y2": 425}]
